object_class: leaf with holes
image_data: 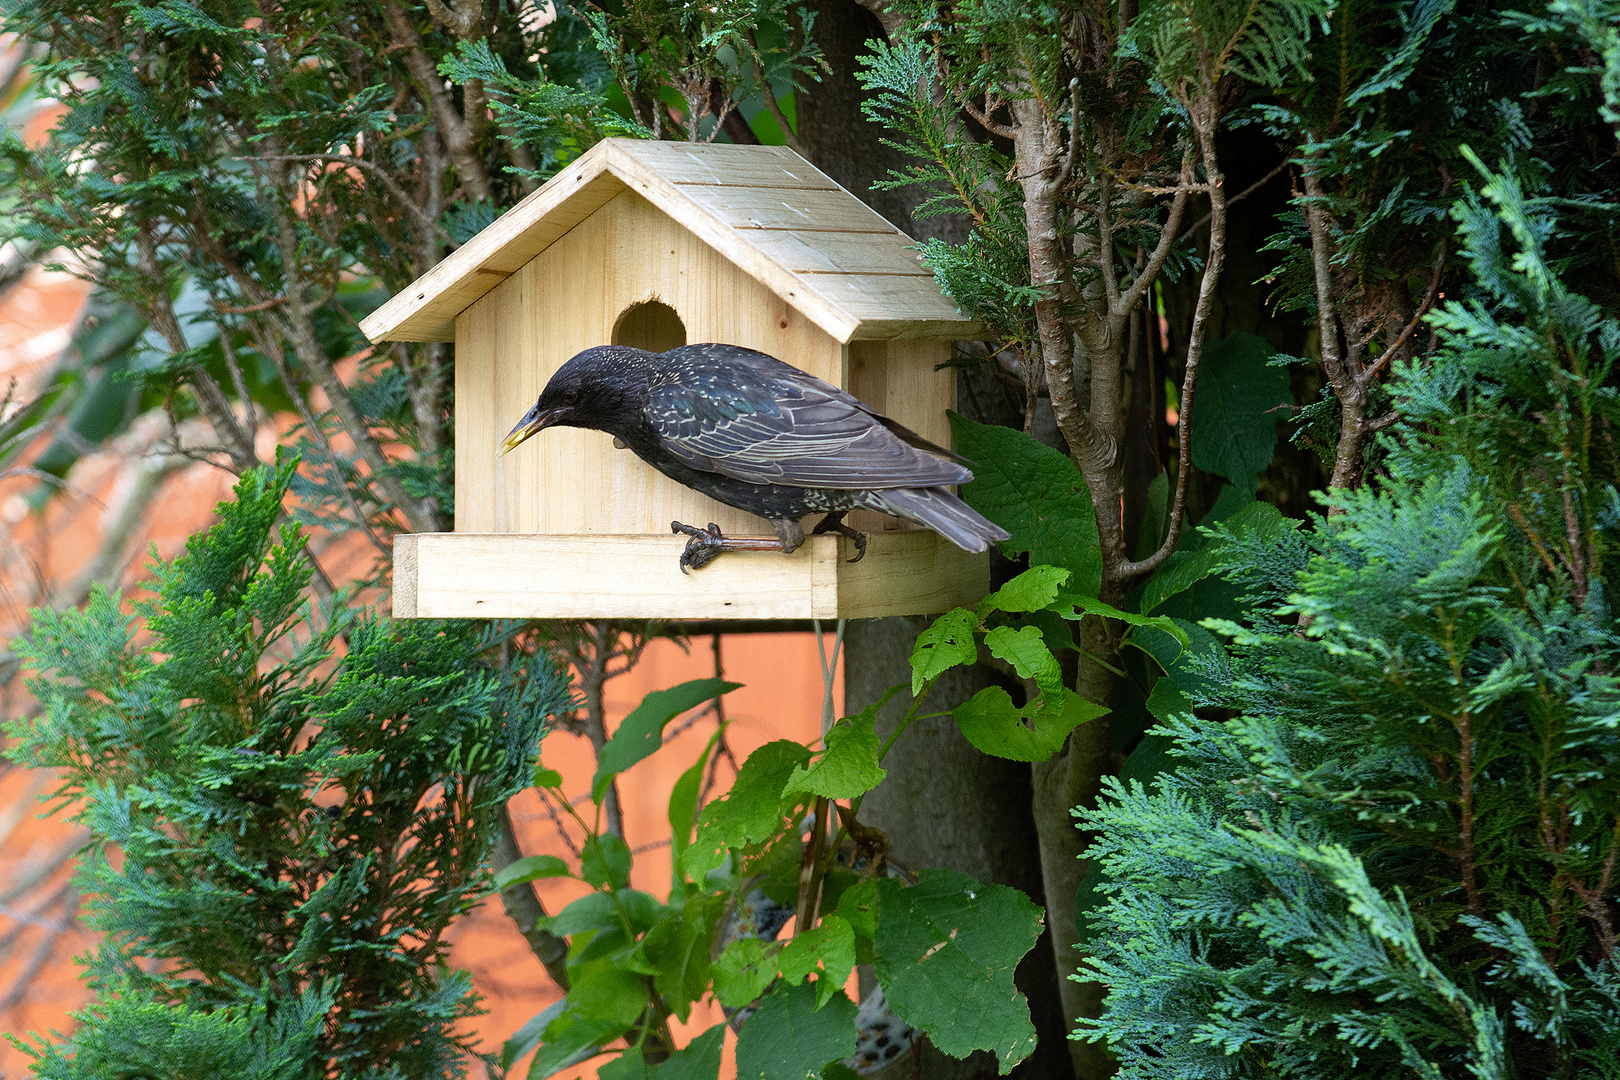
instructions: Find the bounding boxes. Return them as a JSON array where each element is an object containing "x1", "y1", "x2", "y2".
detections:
[
  {"x1": 784, "y1": 706, "x2": 886, "y2": 801},
  {"x1": 953, "y1": 686, "x2": 1108, "y2": 762},
  {"x1": 910, "y1": 608, "x2": 978, "y2": 694},
  {"x1": 874, "y1": 871, "x2": 1043, "y2": 1073}
]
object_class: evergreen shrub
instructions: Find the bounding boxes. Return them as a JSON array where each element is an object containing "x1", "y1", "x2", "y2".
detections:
[
  {"x1": 6, "y1": 458, "x2": 567, "y2": 1078},
  {"x1": 1077, "y1": 162, "x2": 1620, "y2": 1076}
]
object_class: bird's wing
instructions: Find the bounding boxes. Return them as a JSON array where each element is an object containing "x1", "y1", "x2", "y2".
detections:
[{"x1": 644, "y1": 348, "x2": 970, "y2": 490}]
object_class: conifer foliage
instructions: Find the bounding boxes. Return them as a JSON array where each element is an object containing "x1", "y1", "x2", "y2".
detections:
[
  {"x1": 1077, "y1": 163, "x2": 1620, "y2": 1075},
  {"x1": 6, "y1": 458, "x2": 567, "y2": 1078}
]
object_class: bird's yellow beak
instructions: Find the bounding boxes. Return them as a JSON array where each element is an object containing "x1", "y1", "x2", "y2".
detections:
[{"x1": 501, "y1": 406, "x2": 560, "y2": 456}]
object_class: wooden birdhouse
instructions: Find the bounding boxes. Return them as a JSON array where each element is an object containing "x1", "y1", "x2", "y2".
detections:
[{"x1": 361, "y1": 139, "x2": 991, "y2": 621}]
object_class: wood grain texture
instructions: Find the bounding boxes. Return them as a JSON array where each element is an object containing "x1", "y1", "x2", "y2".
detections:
[
  {"x1": 359, "y1": 139, "x2": 981, "y2": 345},
  {"x1": 393, "y1": 530, "x2": 989, "y2": 620},
  {"x1": 473, "y1": 191, "x2": 964, "y2": 541}
]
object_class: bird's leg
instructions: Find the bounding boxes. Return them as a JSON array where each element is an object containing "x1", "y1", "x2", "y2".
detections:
[
  {"x1": 811, "y1": 512, "x2": 868, "y2": 564},
  {"x1": 671, "y1": 521, "x2": 797, "y2": 574}
]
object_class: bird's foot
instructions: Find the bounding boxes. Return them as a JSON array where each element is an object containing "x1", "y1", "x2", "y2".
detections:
[
  {"x1": 671, "y1": 521, "x2": 788, "y2": 574},
  {"x1": 812, "y1": 512, "x2": 868, "y2": 563}
]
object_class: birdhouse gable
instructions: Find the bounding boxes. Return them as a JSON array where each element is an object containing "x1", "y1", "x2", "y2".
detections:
[{"x1": 358, "y1": 139, "x2": 980, "y2": 346}]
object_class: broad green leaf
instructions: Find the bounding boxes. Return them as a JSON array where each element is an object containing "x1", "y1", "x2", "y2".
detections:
[
  {"x1": 822, "y1": 1065, "x2": 863, "y2": 1080},
  {"x1": 983, "y1": 625, "x2": 1064, "y2": 700},
  {"x1": 1188, "y1": 333, "x2": 1291, "y2": 493},
  {"x1": 581, "y1": 834, "x2": 633, "y2": 890},
  {"x1": 533, "y1": 764, "x2": 564, "y2": 791},
  {"x1": 1054, "y1": 594, "x2": 1190, "y2": 650},
  {"x1": 910, "y1": 608, "x2": 977, "y2": 695},
  {"x1": 494, "y1": 854, "x2": 571, "y2": 891},
  {"x1": 501, "y1": 999, "x2": 565, "y2": 1070},
  {"x1": 542, "y1": 892, "x2": 619, "y2": 937},
  {"x1": 644, "y1": 894, "x2": 721, "y2": 1023},
  {"x1": 836, "y1": 878, "x2": 880, "y2": 952},
  {"x1": 1021, "y1": 608, "x2": 1075, "y2": 652},
  {"x1": 600, "y1": 1024, "x2": 727, "y2": 1080},
  {"x1": 668, "y1": 734, "x2": 716, "y2": 885},
  {"x1": 684, "y1": 741, "x2": 813, "y2": 880},
  {"x1": 1120, "y1": 732, "x2": 1176, "y2": 789},
  {"x1": 713, "y1": 937, "x2": 776, "y2": 1008},
  {"x1": 1140, "y1": 547, "x2": 1222, "y2": 614},
  {"x1": 1133, "y1": 618, "x2": 1222, "y2": 700},
  {"x1": 594, "y1": 678, "x2": 741, "y2": 803},
  {"x1": 874, "y1": 870, "x2": 1043, "y2": 1074},
  {"x1": 954, "y1": 686, "x2": 1108, "y2": 762},
  {"x1": 1144, "y1": 677, "x2": 1193, "y2": 722},
  {"x1": 778, "y1": 915, "x2": 857, "y2": 1008},
  {"x1": 617, "y1": 890, "x2": 668, "y2": 935},
  {"x1": 1134, "y1": 470, "x2": 1172, "y2": 560},
  {"x1": 978, "y1": 565, "x2": 1071, "y2": 615},
  {"x1": 529, "y1": 966, "x2": 649, "y2": 1078},
  {"x1": 951, "y1": 412, "x2": 1102, "y2": 594},
  {"x1": 734, "y1": 981, "x2": 858, "y2": 1080},
  {"x1": 784, "y1": 709, "x2": 886, "y2": 801}
]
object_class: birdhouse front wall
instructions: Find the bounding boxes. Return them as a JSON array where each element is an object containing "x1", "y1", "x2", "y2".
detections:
[{"x1": 453, "y1": 187, "x2": 955, "y2": 540}]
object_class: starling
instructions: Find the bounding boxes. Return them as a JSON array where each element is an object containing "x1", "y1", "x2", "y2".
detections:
[{"x1": 501, "y1": 343, "x2": 1010, "y2": 573}]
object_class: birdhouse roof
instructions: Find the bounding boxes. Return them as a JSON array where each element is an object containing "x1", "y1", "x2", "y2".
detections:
[{"x1": 359, "y1": 139, "x2": 981, "y2": 346}]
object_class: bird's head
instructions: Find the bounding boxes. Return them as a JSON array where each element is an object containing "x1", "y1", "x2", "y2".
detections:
[{"x1": 501, "y1": 346, "x2": 653, "y2": 455}]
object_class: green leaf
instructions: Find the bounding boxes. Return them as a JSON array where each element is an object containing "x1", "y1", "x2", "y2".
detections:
[
  {"x1": 533, "y1": 764, "x2": 565, "y2": 791},
  {"x1": 822, "y1": 1065, "x2": 863, "y2": 1080},
  {"x1": 951, "y1": 412, "x2": 1102, "y2": 594},
  {"x1": 836, "y1": 879, "x2": 880, "y2": 960},
  {"x1": 494, "y1": 854, "x2": 572, "y2": 890},
  {"x1": 1053, "y1": 595, "x2": 1190, "y2": 650},
  {"x1": 983, "y1": 625, "x2": 1064, "y2": 700},
  {"x1": 1133, "y1": 619, "x2": 1222, "y2": 700},
  {"x1": 597, "y1": 1024, "x2": 725, "y2": 1080},
  {"x1": 644, "y1": 894, "x2": 722, "y2": 1023},
  {"x1": 910, "y1": 609, "x2": 977, "y2": 695},
  {"x1": 954, "y1": 687, "x2": 1108, "y2": 762},
  {"x1": 1140, "y1": 547, "x2": 1223, "y2": 614},
  {"x1": 542, "y1": 892, "x2": 620, "y2": 937},
  {"x1": 581, "y1": 834, "x2": 633, "y2": 891},
  {"x1": 502, "y1": 1000, "x2": 565, "y2": 1070},
  {"x1": 734, "y1": 981, "x2": 858, "y2": 1080},
  {"x1": 874, "y1": 870, "x2": 1043, "y2": 1073},
  {"x1": 684, "y1": 741, "x2": 813, "y2": 880},
  {"x1": 529, "y1": 966, "x2": 650, "y2": 1078},
  {"x1": 1144, "y1": 677, "x2": 1193, "y2": 722},
  {"x1": 778, "y1": 915, "x2": 857, "y2": 1008},
  {"x1": 1189, "y1": 333, "x2": 1291, "y2": 493},
  {"x1": 713, "y1": 937, "x2": 777, "y2": 1008},
  {"x1": 594, "y1": 678, "x2": 741, "y2": 804},
  {"x1": 784, "y1": 709, "x2": 886, "y2": 801},
  {"x1": 978, "y1": 565, "x2": 1071, "y2": 615},
  {"x1": 668, "y1": 735, "x2": 715, "y2": 886}
]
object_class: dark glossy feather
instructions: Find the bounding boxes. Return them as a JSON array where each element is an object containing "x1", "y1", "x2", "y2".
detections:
[{"x1": 645, "y1": 344, "x2": 969, "y2": 490}]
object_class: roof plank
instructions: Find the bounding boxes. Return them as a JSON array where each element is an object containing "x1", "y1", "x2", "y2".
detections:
[{"x1": 359, "y1": 139, "x2": 980, "y2": 345}]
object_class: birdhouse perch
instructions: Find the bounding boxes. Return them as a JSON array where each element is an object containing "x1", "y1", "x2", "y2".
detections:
[{"x1": 362, "y1": 139, "x2": 993, "y2": 620}]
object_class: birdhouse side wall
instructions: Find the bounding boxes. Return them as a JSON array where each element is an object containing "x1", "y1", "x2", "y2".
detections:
[{"x1": 455, "y1": 189, "x2": 845, "y2": 536}]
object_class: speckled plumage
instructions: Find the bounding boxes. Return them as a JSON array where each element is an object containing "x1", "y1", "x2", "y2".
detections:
[{"x1": 503, "y1": 343, "x2": 1009, "y2": 565}]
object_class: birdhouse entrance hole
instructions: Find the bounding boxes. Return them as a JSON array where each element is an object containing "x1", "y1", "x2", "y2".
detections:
[{"x1": 613, "y1": 299, "x2": 686, "y2": 353}]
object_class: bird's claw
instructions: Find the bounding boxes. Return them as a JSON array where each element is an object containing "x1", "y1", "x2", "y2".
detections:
[
  {"x1": 672, "y1": 520, "x2": 726, "y2": 574},
  {"x1": 811, "y1": 513, "x2": 868, "y2": 564}
]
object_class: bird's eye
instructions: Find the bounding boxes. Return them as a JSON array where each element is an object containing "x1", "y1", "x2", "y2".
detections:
[{"x1": 559, "y1": 389, "x2": 578, "y2": 406}]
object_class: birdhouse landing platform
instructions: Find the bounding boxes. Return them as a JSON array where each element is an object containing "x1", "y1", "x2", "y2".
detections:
[{"x1": 362, "y1": 139, "x2": 993, "y2": 621}]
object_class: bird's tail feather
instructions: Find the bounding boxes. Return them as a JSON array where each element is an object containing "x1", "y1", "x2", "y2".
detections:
[{"x1": 868, "y1": 488, "x2": 1011, "y2": 553}]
